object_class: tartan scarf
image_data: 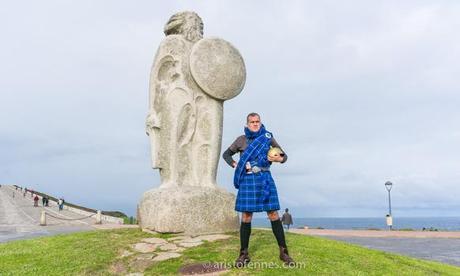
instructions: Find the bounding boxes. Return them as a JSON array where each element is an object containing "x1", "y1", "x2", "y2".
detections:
[{"x1": 233, "y1": 125, "x2": 272, "y2": 200}]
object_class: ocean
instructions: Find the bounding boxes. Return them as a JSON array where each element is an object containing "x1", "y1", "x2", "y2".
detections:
[{"x1": 251, "y1": 217, "x2": 460, "y2": 231}]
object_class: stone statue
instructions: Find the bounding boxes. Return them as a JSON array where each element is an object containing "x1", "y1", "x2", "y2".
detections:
[{"x1": 138, "y1": 11, "x2": 245, "y2": 234}]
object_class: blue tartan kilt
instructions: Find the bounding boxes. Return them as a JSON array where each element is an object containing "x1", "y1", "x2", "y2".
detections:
[{"x1": 235, "y1": 171, "x2": 280, "y2": 212}]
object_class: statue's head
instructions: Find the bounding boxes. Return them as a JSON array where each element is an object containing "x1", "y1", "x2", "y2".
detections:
[{"x1": 164, "y1": 11, "x2": 203, "y2": 42}]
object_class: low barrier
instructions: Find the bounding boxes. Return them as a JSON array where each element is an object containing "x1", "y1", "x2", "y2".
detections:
[
  {"x1": 40, "y1": 210, "x2": 98, "y2": 226},
  {"x1": 59, "y1": 203, "x2": 123, "y2": 224}
]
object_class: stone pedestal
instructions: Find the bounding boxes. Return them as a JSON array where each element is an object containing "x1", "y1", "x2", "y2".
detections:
[{"x1": 138, "y1": 186, "x2": 239, "y2": 235}]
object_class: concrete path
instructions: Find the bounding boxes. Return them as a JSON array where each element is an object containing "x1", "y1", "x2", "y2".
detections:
[
  {"x1": 1, "y1": 185, "x2": 102, "y2": 243},
  {"x1": 290, "y1": 228, "x2": 460, "y2": 267}
]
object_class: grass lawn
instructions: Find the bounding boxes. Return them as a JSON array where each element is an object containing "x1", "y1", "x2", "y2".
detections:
[{"x1": 0, "y1": 228, "x2": 459, "y2": 275}]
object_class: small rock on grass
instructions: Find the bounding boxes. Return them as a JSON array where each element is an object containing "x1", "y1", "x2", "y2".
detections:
[
  {"x1": 152, "y1": 252, "x2": 182, "y2": 262},
  {"x1": 109, "y1": 261, "x2": 127, "y2": 274},
  {"x1": 178, "y1": 241, "x2": 204, "y2": 248},
  {"x1": 135, "y1": 253, "x2": 155, "y2": 260},
  {"x1": 196, "y1": 234, "x2": 232, "y2": 242},
  {"x1": 159, "y1": 243, "x2": 178, "y2": 251},
  {"x1": 118, "y1": 249, "x2": 135, "y2": 258},
  {"x1": 172, "y1": 247, "x2": 186, "y2": 253},
  {"x1": 133, "y1": 242, "x2": 157, "y2": 253},
  {"x1": 174, "y1": 237, "x2": 202, "y2": 244},
  {"x1": 129, "y1": 259, "x2": 155, "y2": 272},
  {"x1": 142, "y1": 237, "x2": 168, "y2": 244}
]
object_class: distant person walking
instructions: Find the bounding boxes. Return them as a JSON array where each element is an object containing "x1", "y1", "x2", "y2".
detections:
[
  {"x1": 33, "y1": 195, "x2": 39, "y2": 207},
  {"x1": 42, "y1": 196, "x2": 46, "y2": 206},
  {"x1": 281, "y1": 208, "x2": 293, "y2": 230},
  {"x1": 58, "y1": 198, "x2": 65, "y2": 211}
]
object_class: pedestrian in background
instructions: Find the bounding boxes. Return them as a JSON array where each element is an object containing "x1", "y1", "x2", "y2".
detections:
[
  {"x1": 58, "y1": 198, "x2": 65, "y2": 211},
  {"x1": 281, "y1": 208, "x2": 293, "y2": 230}
]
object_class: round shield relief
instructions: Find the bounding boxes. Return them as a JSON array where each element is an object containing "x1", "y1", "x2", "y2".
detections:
[{"x1": 190, "y1": 38, "x2": 246, "y2": 100}]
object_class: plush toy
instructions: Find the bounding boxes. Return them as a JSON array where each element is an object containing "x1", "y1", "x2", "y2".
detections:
[{"x1": 267, "y1": 146, "x2": 284, "y2": 160}]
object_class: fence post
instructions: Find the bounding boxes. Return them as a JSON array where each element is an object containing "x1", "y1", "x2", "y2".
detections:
[
  {"x1": 95, "y1": 210, "x2": 102, "y2": 224},
  {"x1": 40, "y1": 211, "x2": 46, "y2": 226}
]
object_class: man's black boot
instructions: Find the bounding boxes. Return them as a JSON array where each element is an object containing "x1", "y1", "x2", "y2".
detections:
[
  {"x1": 235, "y1": 248, "x2": 250, "y2": 268},
  {"x1": 279, "y1": 246, "x2": 295, "y2": 265}
]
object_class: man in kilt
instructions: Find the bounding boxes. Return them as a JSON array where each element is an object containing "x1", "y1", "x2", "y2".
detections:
[{"x1": 222, "y1": 112, "x2": 295, "y2": 267}]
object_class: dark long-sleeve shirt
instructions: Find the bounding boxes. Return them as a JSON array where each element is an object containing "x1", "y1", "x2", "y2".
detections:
[
  {"x1": 222, "y1": 135, "x2": 288, "y2": 167},
  {"x1": 282, "y1": 212, "x2": 293, "y2": 225}
]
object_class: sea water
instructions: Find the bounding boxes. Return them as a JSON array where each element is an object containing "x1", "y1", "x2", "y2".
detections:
[{"x1": 251, "y1": 217, "x2": 460, "y2": 231}]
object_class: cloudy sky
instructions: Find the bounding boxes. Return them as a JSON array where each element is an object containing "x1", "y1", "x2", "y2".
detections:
[{"x1": 1, "y1": 1, "x2": 459, "y2": 218}]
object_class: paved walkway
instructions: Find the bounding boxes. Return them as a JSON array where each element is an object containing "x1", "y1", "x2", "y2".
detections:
[
  {"x1": 0, "y1": 185, "x2": 115, "y2": 243},
  {"x1": 290, "y1": 228, "x2": 460, "y2": 267}
]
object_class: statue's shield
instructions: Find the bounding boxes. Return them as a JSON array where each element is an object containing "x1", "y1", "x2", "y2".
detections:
[{"x1": 190, "y1": 38, "x2": 246, "y2": 100}]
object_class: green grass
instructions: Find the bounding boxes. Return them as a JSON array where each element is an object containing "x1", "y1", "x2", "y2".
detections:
[
  {"x1": 0, "y1": 228, "x2": 459, "y2": 275},
  {"x1": 0, "y1": 229, "x2": 151, "y2": 275},
  {"x1": 122, "y1": 216, "x2": 138, "y2": 225}
]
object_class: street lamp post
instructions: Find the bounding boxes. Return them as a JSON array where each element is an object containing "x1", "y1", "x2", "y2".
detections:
[{"x1": 385, "y1": 181, "x2": 393, "y2": 230}]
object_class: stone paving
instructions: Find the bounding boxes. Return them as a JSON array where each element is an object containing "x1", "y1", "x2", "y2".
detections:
[{"x1": 111, "y1": 233, "x2": 232, "y2": 274}]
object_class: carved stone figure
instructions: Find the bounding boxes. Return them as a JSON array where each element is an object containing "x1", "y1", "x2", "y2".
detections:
[{"x1": 138, "y1": 11, "x2": 245, "y2": 234}]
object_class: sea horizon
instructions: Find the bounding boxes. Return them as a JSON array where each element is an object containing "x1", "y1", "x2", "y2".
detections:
[{"x1": 251, "y1": 216, "x2": 460, "y2": 231}]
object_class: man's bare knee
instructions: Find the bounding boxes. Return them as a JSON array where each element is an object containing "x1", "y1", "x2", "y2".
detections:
[
  {"x1": 241, "y1": 212, "x2": 253, "y2": 223},
  {"x1": 267, "y1": 211, "x2": 279, "y2": 221}
]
